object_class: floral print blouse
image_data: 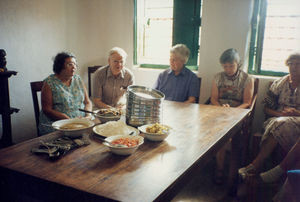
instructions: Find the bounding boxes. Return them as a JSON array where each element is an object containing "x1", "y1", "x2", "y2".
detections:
[{"x1": 38, "y1": 74, "x2": 85, "y2": 135}]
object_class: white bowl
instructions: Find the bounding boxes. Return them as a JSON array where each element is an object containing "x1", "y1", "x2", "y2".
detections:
[
  {"x1": 104, "y1": 135, "x2": 144, "y2": 155},
  {"x1": 52, "y1": 118, "x2": 95, "y2": 138},
  {"x1": 138, "y1": 124, "x2": 171, "y2": 141},
  {"x1": 94, "y1": 109, "x2": 121, "y2": 123}
]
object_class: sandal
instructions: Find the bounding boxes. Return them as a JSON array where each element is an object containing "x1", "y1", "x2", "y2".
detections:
[
  {"x1": 214, "y1": 169, "x2": 224, "y2": 185},
  {"x1": 238, "y1": 164, "x2": 257, "y2": 180}
]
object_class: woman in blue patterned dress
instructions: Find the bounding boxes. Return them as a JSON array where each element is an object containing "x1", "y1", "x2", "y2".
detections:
[{"x1": 39, "y1": 52, "x2": 92, "y2": 135}]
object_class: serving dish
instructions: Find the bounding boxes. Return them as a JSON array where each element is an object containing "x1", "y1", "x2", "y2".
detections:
[
  {"x1": 138, "y1": 123, "x2": 171, "y2": 141},
  {"x1": 93, "y1": 120, "x2": 139, "y2": 137},
  {"x1": 52, "y1": 118, "x2": 95, "y2": 137},
  {"x1": 103, "y1": 135, "x2": 144, "y2": 155},
  {"x1": 80, "y1": 108, "x2": 121, "y2": 123}
]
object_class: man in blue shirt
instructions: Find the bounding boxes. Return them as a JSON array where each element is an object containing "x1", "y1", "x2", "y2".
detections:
[{"x1": 153, "y1": 44, "x2": 200, "y2": 103}]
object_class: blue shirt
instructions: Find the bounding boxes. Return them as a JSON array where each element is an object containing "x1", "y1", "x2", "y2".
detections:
[{"x1": 153, "y1": 67, "x2": 200, "y2": 102}]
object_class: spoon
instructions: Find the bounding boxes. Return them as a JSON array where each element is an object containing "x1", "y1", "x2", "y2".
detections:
[
  {"x1": 41, "y1": 123, "x2": 60, "y2": 130},
  {"x1": 102, "y1": 139, "x2": 128, "y2": 148},
  {"x1": 93, "y1": 135, "x2": 127, "y2": 148},
  {"x1": 78, "y1": 108, "x2": 96, "y2": 115}
]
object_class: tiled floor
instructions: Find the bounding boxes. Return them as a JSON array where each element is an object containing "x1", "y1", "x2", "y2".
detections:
[
  {"x1": 172, "y1": 159, "x2": 235, "y2": 202},
  {"x1": 172, "y1": 158, "x2": 281, "y2": 202}
]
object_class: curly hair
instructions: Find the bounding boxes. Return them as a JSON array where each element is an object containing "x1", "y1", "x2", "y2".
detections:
[{"x1": 53, "y1": 52, "x2": 76, "y2": 74}]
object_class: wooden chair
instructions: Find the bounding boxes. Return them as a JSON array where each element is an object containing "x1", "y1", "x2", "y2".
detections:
[
  {"x1": 30, "y1": 81, "x2": 43, "y2": 137},
  {"x1": 195, "y1": 77, "x2": 202, "y2": 103},
  {"x1": 203, "y1": 78, "x2": 259, "y2": 177},
  {"x1": 88, "y1": 65, "x2": 102, "y2": 97},
  {"x1": 241, "y1": 78, "x2": 259, "y2": 164}
]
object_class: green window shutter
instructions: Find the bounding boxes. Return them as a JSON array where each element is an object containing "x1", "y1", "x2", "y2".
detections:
[{"x1": 173, "y1": 0, "x2": 201, "y2": 66}]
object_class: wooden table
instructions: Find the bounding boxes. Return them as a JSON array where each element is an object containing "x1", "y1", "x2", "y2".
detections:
[{"x1": 0, "y1": 101, "x2": 250, "y2": 202}]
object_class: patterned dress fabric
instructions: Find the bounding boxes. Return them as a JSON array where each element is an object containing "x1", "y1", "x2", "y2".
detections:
[
  {"x1": 38, "y1": 74, "x2": 85, "y2": 135},
  {"x1": 214, "y1": 70, "x2": 252, "y2": 107},
  {"x1": 262, "y1": 75, "x2": 300, "y2": 151}
]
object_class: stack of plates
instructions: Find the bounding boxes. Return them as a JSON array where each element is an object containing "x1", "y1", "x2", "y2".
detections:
[{"x1": 126, "y1": 85, "x2": 165, "y2": 127}]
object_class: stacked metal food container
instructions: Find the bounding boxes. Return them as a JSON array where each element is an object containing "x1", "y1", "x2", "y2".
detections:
[{"x1": 126, "y1": 85, "x2": 165, "y2": 127}]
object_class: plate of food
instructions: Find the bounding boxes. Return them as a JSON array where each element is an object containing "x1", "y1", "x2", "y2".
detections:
[
  {"x1": 52, "y1": 118, "x2": 95, "y2": 137},
  {"x1": 93, "y1": 120, "x2": 139, "y2": 137},
  {"x1": 138, "y1": 123, "x2": 172, "y2": 141}
]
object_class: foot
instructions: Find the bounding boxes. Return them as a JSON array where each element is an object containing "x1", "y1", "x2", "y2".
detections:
[{"x1": 238, "y1": 164, "x2": 257, "y2": 180}]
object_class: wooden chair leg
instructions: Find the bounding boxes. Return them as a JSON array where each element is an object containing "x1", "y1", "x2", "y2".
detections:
[{"x1": 251, "y1": 132, "x2": 262, "y2": 161}]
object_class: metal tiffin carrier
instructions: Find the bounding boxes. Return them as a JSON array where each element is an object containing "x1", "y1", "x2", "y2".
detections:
[{"x1": 125, "y1": 85, "x2": 165, "y2": 127}]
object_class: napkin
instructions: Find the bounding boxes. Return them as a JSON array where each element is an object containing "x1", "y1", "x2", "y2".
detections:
[{"x1": 31, "y1": 135, "x2": 90, "y2": 160}]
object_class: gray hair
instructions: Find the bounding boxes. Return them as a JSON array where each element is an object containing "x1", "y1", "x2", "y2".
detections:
[
  {"x1": 285, "y1": 53, "x2": 300, "y2": 66},
  {"x1": 108, "y1": 47, "x2": 127, "y2": 59},
  {"x1": 219, "y1": 48, "x2": 241, "y2": 67},
  {"x1": 170, "y1": 44, "x2": 190, "y2": 64}
]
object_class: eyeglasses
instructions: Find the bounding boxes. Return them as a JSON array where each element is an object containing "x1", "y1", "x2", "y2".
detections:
[{"x1": 287, "y1": 62, "x2": 300, "y2": 67}]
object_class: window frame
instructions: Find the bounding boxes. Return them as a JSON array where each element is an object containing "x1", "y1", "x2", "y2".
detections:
[
  {"x1": 133, "y1": 0, "x2": 201, "y2": 71},
  {"x1": 248, "y1": 0, "x2": 289, "y2": 77}
]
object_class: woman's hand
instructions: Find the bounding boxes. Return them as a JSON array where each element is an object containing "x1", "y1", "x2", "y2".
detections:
[
  {"x1": 222, "y1": 104, "x2": 230, "y2": 107},
  {"x1": 282, "y1": 107, "x2": 300, "y2": 116}
]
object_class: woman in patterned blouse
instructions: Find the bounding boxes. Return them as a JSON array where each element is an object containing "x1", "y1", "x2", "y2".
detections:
[
  {"x1": 39, "y1": 52, "x2": 92, "y2": 135},
  {"x1": 211, "y1": 48, "x2": 254, "y2": 185},
  {"x1": 239, "y1": 53, "x2": 300, "y2": 179}
]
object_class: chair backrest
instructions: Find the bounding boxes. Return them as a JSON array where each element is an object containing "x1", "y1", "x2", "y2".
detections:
[
  {"x1": 30, "y1": 81, "x2": 43, "y2": 137},
  {"x1": 249, "y1": 78, "x2": 259, "y2": 112},
  {"x1": 88, "y1": 65, "x2": 103, "y2": 97},
  {"x1": 196, "y1": 77, "x2": 202, "y2": 103}
]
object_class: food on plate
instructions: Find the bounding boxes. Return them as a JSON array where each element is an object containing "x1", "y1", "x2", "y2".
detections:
[
  {"x1": 111, "y1": 138, "x2": 139, "y2": 147},
  {"x1": 98, "y1": 108, "x2": 121, "y2": 116},
  {"x1": 146, "y1": 123, "x2": 170, "y2": 134},
  {"x1": 94, "y1": 120, "x2": 132, "y2": 137},
  {"x1": 59, "y1": 122, "x2": 89, "y2": 130}
]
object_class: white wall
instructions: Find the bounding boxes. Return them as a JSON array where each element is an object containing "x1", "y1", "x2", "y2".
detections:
[
  {"x1": 198, "y1": 0, "x2": 254, "y2": 103},
  {"x1": 0, "y1": 0, "x2": 275, "y2": 143},
  {"x1": 64, "y1": 0, "x2": 135, "y2": 86},
  {"x1": 0, "y1": 0, "x2": 67, "y2": 142}
]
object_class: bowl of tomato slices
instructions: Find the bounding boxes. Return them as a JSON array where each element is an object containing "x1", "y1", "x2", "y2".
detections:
[{"x1": 103, "y1": 135, "x2": 144, "y2": 155}]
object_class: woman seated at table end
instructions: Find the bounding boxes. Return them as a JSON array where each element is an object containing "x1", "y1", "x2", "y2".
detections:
[
  {"x1": 153, "y1": 44, "x2": 200, "y2": 103},
  {"x1": 210, "y1": 48, "x2": 254, "y2": 184},
  {"x1": 38, "y1": 52, "x2": 92, "y2": 135},
  {"x1": 239, "y1": 53, "x2": 300, "y2": 179}
]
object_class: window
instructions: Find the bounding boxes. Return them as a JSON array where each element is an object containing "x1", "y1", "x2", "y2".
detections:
[
  {"x1": 134, "y1": 0, "x2": 202, "y2": 70},
  {"x1": 248, "y1": 0, "x2": 300, "y2": 76}
]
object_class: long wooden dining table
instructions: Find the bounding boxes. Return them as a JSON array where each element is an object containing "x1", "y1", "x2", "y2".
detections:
[{"x1": 0, "y1": 100, "x2": 250, "y2": 202}]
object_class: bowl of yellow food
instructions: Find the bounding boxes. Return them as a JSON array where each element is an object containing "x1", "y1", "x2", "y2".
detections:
[
  {"x1": 138, "y1": 123, "x2": 171, "y2": 141},
  {"x1": 52, "y1": 118, "x2": 95, "y2": 137},
  {"x1": 103, "y1": 135, "x2": 144, "y2": 155}
]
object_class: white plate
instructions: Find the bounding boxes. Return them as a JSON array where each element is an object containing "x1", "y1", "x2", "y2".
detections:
[{"x1": 93, "y1": 121, "x2": 139, "y2": 137}]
